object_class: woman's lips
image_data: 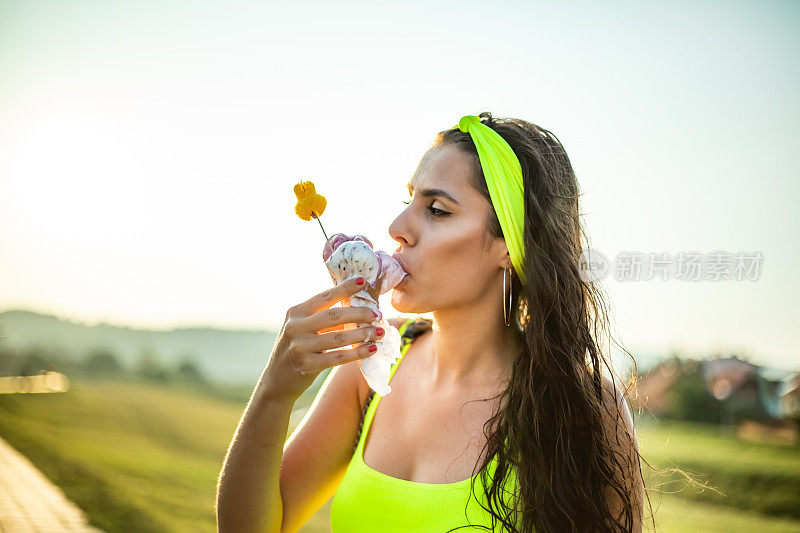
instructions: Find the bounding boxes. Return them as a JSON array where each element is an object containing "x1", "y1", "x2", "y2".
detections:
[
  {"x1": 391, "y1": 252, "x2": 411, "y2": 276},
  {"x1": 391, "y1": 253, "x2": 410, "y2": 291}
]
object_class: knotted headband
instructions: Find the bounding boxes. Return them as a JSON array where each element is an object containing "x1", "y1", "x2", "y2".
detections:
[{"x1": 455, "y1": 115, "x2": 527, "y2": 287}]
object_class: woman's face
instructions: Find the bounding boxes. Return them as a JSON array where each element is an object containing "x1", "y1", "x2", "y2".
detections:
[{"x1": 389, "y1": 144, "x2": 508, "y2": 314}]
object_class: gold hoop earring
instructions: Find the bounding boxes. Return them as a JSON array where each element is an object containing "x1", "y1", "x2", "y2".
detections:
[{"x1": 503, "y1": 263, "x2": 513, "y2": 327}]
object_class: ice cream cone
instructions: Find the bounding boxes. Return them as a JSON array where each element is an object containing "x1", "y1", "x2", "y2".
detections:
[
  {"x1": 365, "y1": 276, "x2": 383, "y2": 303},
  {"x1": 326, "y1": 269, "x2": 384, "y2": 310},
  {"x1": 320, "y1": 234, "x2": 407, "y2": 396}
]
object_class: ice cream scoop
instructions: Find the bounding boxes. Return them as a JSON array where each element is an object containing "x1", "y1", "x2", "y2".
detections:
[{"x1": 323, "y1": 233, "x2": 408, "y2": 395}]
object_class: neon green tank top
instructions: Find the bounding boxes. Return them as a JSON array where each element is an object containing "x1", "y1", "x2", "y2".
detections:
[{"x1": 330, "y1": 318, "x2": 521, "y2": 532}]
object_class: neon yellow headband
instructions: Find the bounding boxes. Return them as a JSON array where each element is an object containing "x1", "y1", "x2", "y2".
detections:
[{"x1": 455, "y1": 115, "x2": 527, "y2": 286}]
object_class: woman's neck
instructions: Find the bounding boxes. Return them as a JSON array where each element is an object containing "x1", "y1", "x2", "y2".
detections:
[{"x1": 426, "y1": 302, "x2": 520, "y2": 389}]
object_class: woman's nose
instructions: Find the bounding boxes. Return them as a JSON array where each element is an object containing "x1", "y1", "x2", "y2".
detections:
[
  {"x1": 389, "y1": 214, "x2": 412, "y2": 247},
  {"x1": 393, "y1": 234, "x2": 410, "y2": 247}
]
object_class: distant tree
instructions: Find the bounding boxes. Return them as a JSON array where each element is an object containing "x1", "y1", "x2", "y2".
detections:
[
  {"x1": 0, "y1": 344, "x2": 19, "y2": 376},
  {"x1": 663, "y1": 361, "x2": 723, "y2": 424},
  {"x1": 6, "y1": 344, "x2": 80, "y2": 377},
  {"x1": 173, "y1": 357, "x2": 207, "y2": 384},
  {"x1": 135, "y1": 348, "x2": 170, "y2": 383},
  {"x1": 84, "y1": 347, "x2": 123, "y2": 376},
  {"x1": 17, "y1": 345, "x2": 54, "y2": 376}
]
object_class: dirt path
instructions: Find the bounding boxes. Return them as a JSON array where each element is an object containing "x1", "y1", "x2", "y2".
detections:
[{"x1": 0, "y1": 435, "x2": 102, "y2": 532}]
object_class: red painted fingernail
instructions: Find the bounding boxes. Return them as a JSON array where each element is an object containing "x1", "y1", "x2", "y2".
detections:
[
  {"x1": 376, "y1": 327, "x2": 384, "y2": 336},
  {"x1": 372, "y1": 310, "x2": 379, "y2": 317},
  {"x1": 356, "y1": 277, "x2": 365, "y2": 285},
  {"x1": 368, "y1": 344, "x2": 378, "y2": 352}
]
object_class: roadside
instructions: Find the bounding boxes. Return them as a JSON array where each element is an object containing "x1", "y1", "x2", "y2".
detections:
[{"x1": 0, "y1": 435, "x2": 102, "y2": 532}]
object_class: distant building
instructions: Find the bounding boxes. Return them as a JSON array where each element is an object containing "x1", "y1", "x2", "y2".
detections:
[
  {"x1": 630, "y1": 357, "x2": 686, "y2": 415},
  {"x1": 780, "y1": 373, "x2": 800, "y2": 419},
  {"x1": 703, "y1": 356, "x2": 764, "y2": 421},
  {"x1": 633, "y1": 355, "x2": 798, "y2": 421}
]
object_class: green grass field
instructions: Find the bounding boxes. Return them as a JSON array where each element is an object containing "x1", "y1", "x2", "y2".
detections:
[
  {"x1": 634, "y1": 417, "x2": 800, "y2": 531},
  {"x1": 0, "y1": 378, "x2": 797, "y2": 532},
  {"x1": 636, "y1": 417, "x2": 800, "y2": 520}
]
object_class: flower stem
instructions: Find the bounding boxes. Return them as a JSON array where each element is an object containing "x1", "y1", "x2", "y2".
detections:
[{"x1": 312, "y1": 213, "x2": 329, "y2": 242}]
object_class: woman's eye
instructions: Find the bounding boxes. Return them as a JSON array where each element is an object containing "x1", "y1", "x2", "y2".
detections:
[
  {"x1": 402, "y1": 199, "x2": 450, "y2": 217},
  {"x1": 427, "y1": 206, "x2": 450, "y2": 217}
]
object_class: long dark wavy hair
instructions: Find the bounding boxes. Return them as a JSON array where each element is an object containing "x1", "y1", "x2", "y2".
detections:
[{"x1": 406, "y1": 112, "x2": 662, "y2": 532}]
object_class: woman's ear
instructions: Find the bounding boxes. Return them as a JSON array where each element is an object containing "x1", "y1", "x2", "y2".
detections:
[{"x1": 497, "y1": 250, "x2": 511, "y2": 269}]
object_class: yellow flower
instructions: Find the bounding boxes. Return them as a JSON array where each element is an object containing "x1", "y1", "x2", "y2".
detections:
[{"x1": 293, "y1": 180, "x2": 327, "y2": 221}]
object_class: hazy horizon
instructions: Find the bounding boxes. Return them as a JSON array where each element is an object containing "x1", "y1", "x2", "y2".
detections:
[{"x1": 1, "y1": 0, "x2": 798, "y2": 371}]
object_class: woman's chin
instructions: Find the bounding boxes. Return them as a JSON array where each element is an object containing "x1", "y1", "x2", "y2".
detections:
[{"x1": 390, "y1": 284, "x2": 412, "y2": 313}]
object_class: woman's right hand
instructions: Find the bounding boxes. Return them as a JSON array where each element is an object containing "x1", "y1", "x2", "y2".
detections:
[{"x1": 259, "y1": 276, "x2": 386, "y2": 402}]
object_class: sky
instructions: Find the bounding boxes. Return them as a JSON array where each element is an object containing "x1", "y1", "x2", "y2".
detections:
[{"x1": 1, "y1": 0, "x2": 798, "y2": 371}]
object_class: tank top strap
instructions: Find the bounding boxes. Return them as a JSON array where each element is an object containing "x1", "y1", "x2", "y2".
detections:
[
  {"x1": 386, "y1": 318, "x2": 415, "y2": 381},
  {"x1": 396, "y1": 316, "x2": 417, "y2": 339}
]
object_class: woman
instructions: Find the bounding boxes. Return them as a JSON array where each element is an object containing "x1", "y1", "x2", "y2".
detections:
[{"x1": 217, "y1": 113, "x2": 649, "y2": 532}]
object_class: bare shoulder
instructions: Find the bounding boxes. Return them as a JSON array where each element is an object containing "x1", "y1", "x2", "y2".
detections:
[
  {"x1": 597, "y1": 375, "x2": 638, "y2": 446},
  {"x1": 598, "y1": 374, "x2": 644, "y2": 530},
  {"x1": 597, "y1": 374, "x2": 628, "y2": 418}
]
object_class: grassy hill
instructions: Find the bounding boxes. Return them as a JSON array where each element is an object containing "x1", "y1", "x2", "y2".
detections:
[
  {"x1": 636, "y1": 417, "x2": 800, "y2": 522},
  {"x1": 0, "y1": 377, "x2": 798, "y2": 532},
  {"x1": 0, "y1": 376, "x2": 333, "y2": 532},
  {"x1": 0, "y1": 310, "x2": 278, "y2": 384}
]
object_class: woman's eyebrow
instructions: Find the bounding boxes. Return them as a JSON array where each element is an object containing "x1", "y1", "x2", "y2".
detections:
[{"x1": 406, "y1": 183, "x2": 461, "y2": 206}]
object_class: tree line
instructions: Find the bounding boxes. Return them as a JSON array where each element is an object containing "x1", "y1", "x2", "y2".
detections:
[{"x1": 0, "y1": 343, "x2": 208, "y2": 385}]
